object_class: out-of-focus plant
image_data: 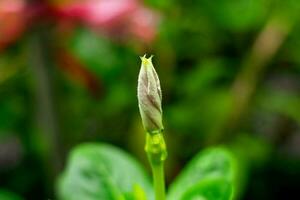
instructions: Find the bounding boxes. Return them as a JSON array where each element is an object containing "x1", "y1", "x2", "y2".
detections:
[
  {"x1": 0, "y1": 189, "x2": 23, "y2": 200},
  {"x1": 0, "y1": 0, "x2": 160, "y2": 52},
  {"x1": 0, "y1": 0, "x2": 26, "y2": 51},
  {"x1": 0, "y1": 0, "x2": 160, "y2": 93},
  {"x1": 57, "y1": 56, "x2": 238, "y2": 200},
  {"x1": 2, "y1": 0, "x2": 300, "y2": 199},
  {"x1": 54, "y1": 0, "x2": 160, "y2": 42}
]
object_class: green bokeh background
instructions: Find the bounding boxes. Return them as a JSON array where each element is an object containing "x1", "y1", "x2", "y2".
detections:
[{"x1": 1, "y1": 0, "x2": 300, "y2": 199}]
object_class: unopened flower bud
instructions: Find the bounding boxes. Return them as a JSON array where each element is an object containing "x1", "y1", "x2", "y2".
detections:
[{"x1": 137, "y1": 55, "x2": 163, "y2": 133}]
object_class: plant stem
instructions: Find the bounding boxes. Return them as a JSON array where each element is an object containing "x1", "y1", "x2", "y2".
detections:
[
  {"x1": 151, "y1": 163, "x2": 166, "y2": 200},
  {"x1": 28, "y1": 28, "x2": 63, "y2": 198},
  {"x1": 145, "y1": 132, "x2": 167, "y2": 200}
]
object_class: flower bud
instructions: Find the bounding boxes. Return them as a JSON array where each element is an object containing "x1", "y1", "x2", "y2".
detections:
[{"x1": 137, "y1": 55, "x2": 163, "y2": 133}]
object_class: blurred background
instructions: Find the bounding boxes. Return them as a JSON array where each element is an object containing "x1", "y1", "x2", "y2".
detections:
[{"x1": 1, "y1": 0, "x2": 300, "y2": 199}]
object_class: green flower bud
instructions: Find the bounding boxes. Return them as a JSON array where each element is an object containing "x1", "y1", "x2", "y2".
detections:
[{"x1": 137, "y1": 55, "x2": 163, "y2": 133}]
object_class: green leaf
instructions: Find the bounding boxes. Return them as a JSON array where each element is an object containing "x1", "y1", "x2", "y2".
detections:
[
  {"x1": 167, "y1": 147, "x2": 237, "y2": 200},
  {"x1": 0, "y1": 189, "x2": 23, "y2": 200},
  {"x1": 57, "y1": 143, "x2": 153, "y2": 200},
  {"x1": 181, "y1": 177, "x2": 232, "y2": 200}
]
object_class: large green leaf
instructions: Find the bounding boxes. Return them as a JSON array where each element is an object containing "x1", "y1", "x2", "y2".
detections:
[
  {"x1": 167, "y1": 147, "x2": 237, "y2": 200},
  {"x1": 57, "y1": 143, "x2": 153, "y2": 200},
  {"x1": 0, "y1": 189, "x2": 23, "y2": 200}
]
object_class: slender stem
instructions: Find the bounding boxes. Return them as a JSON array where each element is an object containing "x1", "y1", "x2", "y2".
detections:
[
  {"x1": 145, "y1": 132, "x2": 167, "y2": 200},
  {"x1": 29, "y1": 30, "x2": 63, "y2": 172},
  {"x1": 151, "y1": 163, "x2": 166, "y2": 200}
]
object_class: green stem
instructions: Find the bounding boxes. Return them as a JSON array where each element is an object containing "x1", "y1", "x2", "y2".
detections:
[
  {"x1": 151, "y1": 163, "x2": 166, "y2": 200},
  {"x1": 145, "y1": 132, "x2": 167, "y2": 200}
]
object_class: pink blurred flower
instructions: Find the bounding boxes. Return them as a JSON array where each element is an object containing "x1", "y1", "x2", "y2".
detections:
[
  {"x1": 0, "y1": 0, "x2": 26, "y2": 51},
  {"x1": 55, "y1": 0, "x2": 160, "y2": 42},
  {"x1": 128, "y1": 6, "x2": 159, "y2": 43}
]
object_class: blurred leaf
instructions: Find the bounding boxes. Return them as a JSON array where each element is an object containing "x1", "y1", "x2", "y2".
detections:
[
  {"x1": 167, "y1": 147, "x2": 237, "y2": 200},
  {"x1": 68, "y1": 29, "x2": 120, "y2": 82},
  {"x1": 231, "y1": 134, "x2": 272, "y2": 167},
  {"x1": 180, "y1": 177, "x2": 232, "y2": 200},
  {"x1": 272, "y1": 0, "x2": 300, "y2": 21},
  {"x1": 166, "y1": 59, "x2": 233, "y2": 139},
  {"x1": 258, "y1": 90, "x2": 300, "y2": 124},
  {"x1": 0, "y1": 189, "x2": 23, "y2": 200},
  {"x1": 144, "y1": 0, "x2": 172, "y2": 10},
  {"x1": 178, "y1": 60, "x2": 231, "y2": 98},
  {"x1": 57, "y1": 143, "x2": 153, "y2": 200},
  {"x1": 166, "y1": 89, "x2": 232, "y2": 139},
  {"x1": 0, "y1": 97, "x2": 24, "y2": 134},
  {"x1": 201, "y1": 0, "x2": 268, "y2": 31}
]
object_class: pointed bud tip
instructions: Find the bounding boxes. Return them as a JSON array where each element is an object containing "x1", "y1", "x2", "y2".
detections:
[{"x1": 140, "y1": 54, "x2": 154, "y2": 67}]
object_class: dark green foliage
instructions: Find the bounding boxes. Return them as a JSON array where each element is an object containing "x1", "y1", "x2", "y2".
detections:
[{"x1": 0, "y1": 190, "x2": 23, "y2": 200}]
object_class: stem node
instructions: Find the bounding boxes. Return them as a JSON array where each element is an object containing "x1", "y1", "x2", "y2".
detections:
[{"x1": 145, "y1": 132, "x2": 167, "y2": 200}]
